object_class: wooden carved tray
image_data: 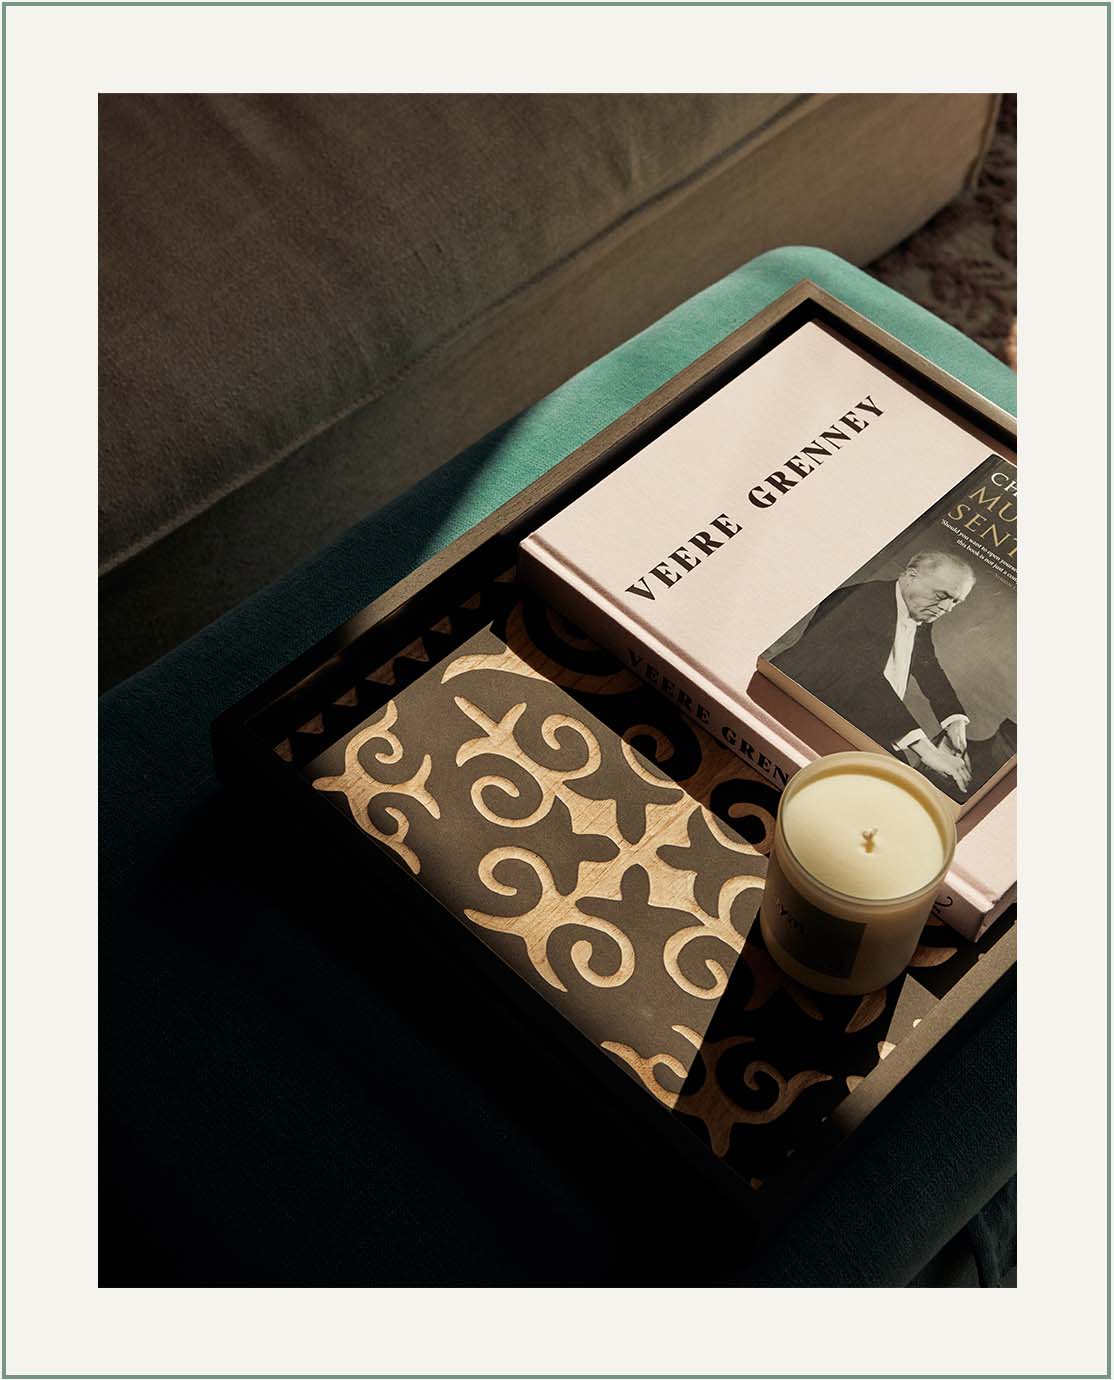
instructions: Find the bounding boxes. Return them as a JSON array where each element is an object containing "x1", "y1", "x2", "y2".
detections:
[
  {"x1": 256, "y1": 571, "x2": 1014, "y2": 1213},
  {"x1": 214, "y1": 281, "x2": 1016, "y2": 1223}
]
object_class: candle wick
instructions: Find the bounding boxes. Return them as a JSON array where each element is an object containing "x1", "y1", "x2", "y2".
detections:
[{"x1": 861, "y1": 827, "x2": 878, "y2": 854}]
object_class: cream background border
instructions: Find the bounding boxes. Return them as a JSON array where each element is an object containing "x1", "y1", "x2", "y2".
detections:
[{"x1": 4, "y1": 2, "x2": 1106, "y2": 1375}]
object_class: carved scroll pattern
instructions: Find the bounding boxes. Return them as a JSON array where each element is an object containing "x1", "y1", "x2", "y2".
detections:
[
  {"x1": 298, "y1": 592, "x2": 988, "y2": 1187},
  {"x1": 311, "y1": 701, "x2": 440, "y2": 874},
  {"x1": 602, "y1": 1025, "x2": 831, "y2": 1158},
  {"x1": 443, "y1": 600, "x2": 640, "y2": 697},
  {"x1": 454, "y1": 693, "x2": 771, "y2": 998}
]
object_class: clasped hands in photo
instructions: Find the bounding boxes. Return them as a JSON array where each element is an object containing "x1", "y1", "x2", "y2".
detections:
[{"x1": 911, "y1": 720, "x2": 972, "y2": 794}]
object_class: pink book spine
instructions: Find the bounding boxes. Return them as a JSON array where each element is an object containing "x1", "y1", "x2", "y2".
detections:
[
  {"x1": 937, "y1": 788, "x2": 1017, "y2": 940},
  {"x1": 518, "y1": 538, "x2": 1015, "y2": 943}
]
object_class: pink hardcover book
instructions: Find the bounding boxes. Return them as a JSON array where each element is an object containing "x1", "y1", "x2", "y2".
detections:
[{"x1": 519, "y1": 320, "x2": 1016, "y2": 940}]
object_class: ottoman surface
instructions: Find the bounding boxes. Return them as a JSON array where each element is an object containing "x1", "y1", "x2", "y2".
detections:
[{"x1": 100, "y1": 246, "x2": 1016, "y2": 1285}]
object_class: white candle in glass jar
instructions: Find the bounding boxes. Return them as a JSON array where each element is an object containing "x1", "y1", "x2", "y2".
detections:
[{"x1": 759, "y1": 752, "x2": 957, "y2": 995}]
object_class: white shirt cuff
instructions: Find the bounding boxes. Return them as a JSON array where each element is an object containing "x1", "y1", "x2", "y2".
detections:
[
  {"x1": 939, "y1": 714, "x2": 970, "y2": 731},
  {"x1": 894, "y1": 728, "x2": 928, "y2": 751}
]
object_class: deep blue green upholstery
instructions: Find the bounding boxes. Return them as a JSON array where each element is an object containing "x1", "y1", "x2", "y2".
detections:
[{"x1": 100, "y1": 246, "x2": 1016, "y2": 1285}]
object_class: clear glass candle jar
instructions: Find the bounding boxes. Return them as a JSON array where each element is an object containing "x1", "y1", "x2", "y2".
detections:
[{"x1": 759, "y1": 752, "x2": 958, "y2": 995}]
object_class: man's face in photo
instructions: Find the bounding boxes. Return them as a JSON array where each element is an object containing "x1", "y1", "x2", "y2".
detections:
[{"x1": 899, "y1": 556, "x2": 975, "y2": 623}]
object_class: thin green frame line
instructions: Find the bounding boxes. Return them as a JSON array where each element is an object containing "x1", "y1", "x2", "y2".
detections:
[
  {"x1": 0, "y1": 8, "x2": 1104, "y2": 1380},
  {"x1": 3, "y1": 3, "x2": 8, "y2": 1379},
  {"x1": 0, "y1": 2, "x2": 1109, "y2": 7},
  {"x1": 1107, "y1": 8, "x2": 1113, "y2": 1380}
]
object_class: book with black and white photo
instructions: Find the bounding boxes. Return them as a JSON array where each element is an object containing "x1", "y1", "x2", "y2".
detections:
[
  {"x1": 757, "y1": 452, "x2": 1016, "y2": 813},
  {"x1": 518, "y1": 319, "x2": 1016, "y2": 933}
]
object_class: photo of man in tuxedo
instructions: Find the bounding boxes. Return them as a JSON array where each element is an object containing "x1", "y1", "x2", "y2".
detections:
[{"x1": 770, "y1": 550, "x2": 976, "y2": 795}]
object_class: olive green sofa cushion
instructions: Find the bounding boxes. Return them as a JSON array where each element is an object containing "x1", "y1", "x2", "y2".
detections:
[{"x1": 99, "y1": 94, "x2": 999, "y2": 687}]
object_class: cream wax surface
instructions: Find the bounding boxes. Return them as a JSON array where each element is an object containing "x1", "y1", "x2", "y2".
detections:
[{"x1": 780, "y1": 767, "x2": 947, "y2": 901}]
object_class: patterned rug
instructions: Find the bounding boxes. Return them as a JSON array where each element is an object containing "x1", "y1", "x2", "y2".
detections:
[{"x1": 870, "y1": 95, "x2": 1016, "y2": 370}]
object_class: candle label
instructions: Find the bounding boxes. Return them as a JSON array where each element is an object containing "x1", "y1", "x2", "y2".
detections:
[{"x1": 763, "y1": 857, "x2": 866, "y2": 978}]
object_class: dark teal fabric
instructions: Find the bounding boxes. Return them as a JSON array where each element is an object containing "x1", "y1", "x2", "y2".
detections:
[{"x1": 100, "y1": 246, "x2": 1016, "y2": 1285}]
